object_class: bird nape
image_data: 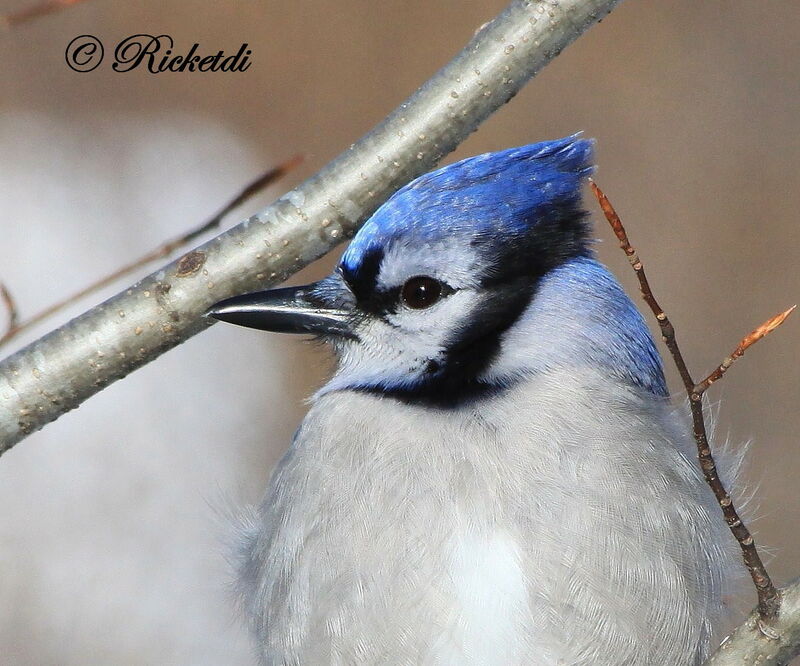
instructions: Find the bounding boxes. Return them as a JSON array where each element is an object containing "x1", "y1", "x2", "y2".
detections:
[{"x1": 208, "y1": 136, "x2": 737, "y2": 665}]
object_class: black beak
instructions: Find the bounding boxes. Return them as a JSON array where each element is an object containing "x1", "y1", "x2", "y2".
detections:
[{"x1": 206, "y1": 280, "x2": 356, "y2": 338}]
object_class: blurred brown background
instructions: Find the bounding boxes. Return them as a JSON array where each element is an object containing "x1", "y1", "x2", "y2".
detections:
[{"x1": 0, "y1": 1, "x2": 797, "y2": 664}]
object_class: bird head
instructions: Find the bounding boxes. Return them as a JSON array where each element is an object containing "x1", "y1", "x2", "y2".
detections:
[{"x1": 208, "y1": 136, "x2": 666, "y2": 405}]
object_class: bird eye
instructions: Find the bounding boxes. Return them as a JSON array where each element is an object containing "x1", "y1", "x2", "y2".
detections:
[{"x1": 401, "y1": 276, "x2": 446, "y2": 309}]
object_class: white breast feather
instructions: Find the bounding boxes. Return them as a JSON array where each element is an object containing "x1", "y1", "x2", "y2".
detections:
[
  {"x1": 434, "y1": 532, "x2": 534, "y2": 665},
  {"x1": 235, "y1": 368, "x2": 740, "y2": 665}
]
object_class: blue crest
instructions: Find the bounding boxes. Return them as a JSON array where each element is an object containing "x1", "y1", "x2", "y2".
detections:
[{"x1": 342, "y1": 134, "x2": 594, "y2": 278}]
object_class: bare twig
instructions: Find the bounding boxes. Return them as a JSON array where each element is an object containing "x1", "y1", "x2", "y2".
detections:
[
  {"x1": 590, "y1": 179, "x2": 784, "y2": 622},
  {"x1": 1, "y1": 0, "x2": 88, "y2": 29},
  {"x1": 0, "y1": 156, "x2": 301, "y2": 348},
  {"x1": 1, "y1": 283, "x2": 19, "y2": 339}
]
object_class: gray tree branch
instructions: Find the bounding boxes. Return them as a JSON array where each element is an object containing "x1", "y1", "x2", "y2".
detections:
[
  {"x1": 0, "y1": 0, "x2": 622, "y2": 451},
  {"x1": 706, "y1": 580, "x2": 800, "y2": 665}
]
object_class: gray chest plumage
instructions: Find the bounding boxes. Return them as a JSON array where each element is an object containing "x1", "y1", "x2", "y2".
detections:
[{"x1": 236, "y1": 369, "x2": 735, "y2": 665}]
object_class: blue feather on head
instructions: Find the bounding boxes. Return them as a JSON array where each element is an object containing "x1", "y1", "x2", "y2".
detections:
[{"x1": 341, "y1": 134, "x2": 595, "y2": 286}]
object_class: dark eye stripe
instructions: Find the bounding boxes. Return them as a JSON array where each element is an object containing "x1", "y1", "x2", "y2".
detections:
[
  {"x1": 340, "y1": 246, "x2": 384, "y2": 302},
  {"x1": 341, "y1": 248, "x2": 459, "y2": 317},
  {"x1": 341, "y1": 247, "x2": 405, "y2": 316},
  {"x1": 354, "y1": 276, "x2": 538, "y2": 408}
]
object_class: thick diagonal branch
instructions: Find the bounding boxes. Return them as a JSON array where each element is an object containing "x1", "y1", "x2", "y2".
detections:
[{"x1": 0, "y1": 0, "x2": 624, "y2": 451}]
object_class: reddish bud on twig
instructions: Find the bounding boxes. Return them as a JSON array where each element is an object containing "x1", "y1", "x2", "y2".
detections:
[{"x1": 695, "y1": 305, "x2": 796, "y2": 396}]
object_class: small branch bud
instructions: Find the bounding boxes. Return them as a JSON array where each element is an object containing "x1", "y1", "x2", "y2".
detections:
[{"x1": 695, "y1": 305, "x2": 796, "y2": 395}]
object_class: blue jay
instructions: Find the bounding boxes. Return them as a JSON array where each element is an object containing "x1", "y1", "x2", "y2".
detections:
[{"x1": 208, "y1": 136, "x2": 737, "y2": 665}]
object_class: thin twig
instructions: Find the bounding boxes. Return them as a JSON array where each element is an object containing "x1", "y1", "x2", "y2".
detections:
[
  {"x1": 590, "y1": 179, "x2": 784, "y2": 621},
  {"x1": 694, "y1": 306, "x2": 796, "y2": 395},
  {"x1": 1, "y1": 0, "x2": 88, "y2": 29},
  {"x1": 1, "y1": 283, "x2": 19, "y2": 340},
  {"x1": 0, "y1": 156, "x2": 301, "y2": 348}
]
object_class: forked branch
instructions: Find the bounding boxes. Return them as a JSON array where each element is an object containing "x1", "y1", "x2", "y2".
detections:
[
  {"x1": 694, "y1": 307, "x2": 796, "y2": 396},
  {"x1": 0, "y1": 283, "x2": 19, "y2": 341},
  {"x1": 589, "y1": 180, "x2": 790, "y2": 622}
]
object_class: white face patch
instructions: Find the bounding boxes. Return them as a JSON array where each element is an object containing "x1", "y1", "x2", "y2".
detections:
[
  {"x1": 384, "y1": 288, "x2": 477, "y2": 339},
  {"x1": 318, "y1": 232, "x2": 498, "y2": 395},
  {"x1": 320, "y1": 289, "x2": 482, "y2": 395}
]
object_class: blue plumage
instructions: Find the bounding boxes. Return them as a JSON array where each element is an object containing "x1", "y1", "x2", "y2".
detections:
[
  {"x1": 334, "y1": 135, "x2": 665, "y2": 400},
  {"x1": 532, "y1": 255, "x2": 667, "y2": 396},
  {"x1": 342, "y1": 135, "x2": 593, "y2": 279}
]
